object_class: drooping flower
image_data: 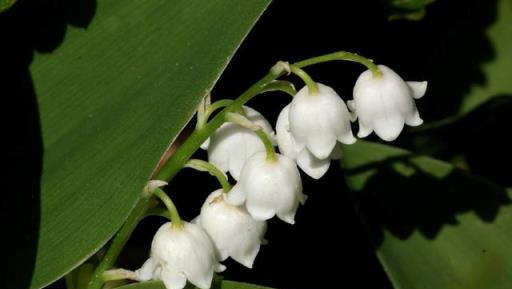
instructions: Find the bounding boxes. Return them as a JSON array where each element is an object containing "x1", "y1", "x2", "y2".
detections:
[
  {"x1": 225, "y1": 152, "x2": 306, "y2": 224},
  {"x1": 276, "y1": 104, "x2": 343, "y2": 179},
  {"x1": 135, "y1": 222, "x2": 224, "y2": 289},
  {"x1": 288, "y1": 83, "x2": 355, "y2": 160},
  {"x1": 350, "y1": 64, "x2": 427, "y2": 141},
  {"x1": 201, "y1": 106, "x2": 275, "y2": 180},
  {"x1": 196, "y1": 189, "x2": 267, "y2": 268}
]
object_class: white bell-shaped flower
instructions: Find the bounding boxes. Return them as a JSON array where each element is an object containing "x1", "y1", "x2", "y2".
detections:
[
  {"x1": 288, "y1": 83, "x2": 355, "y2": 160},
  {"x1": 201, "y1": 106, "x2": 275, "y2": 180},
  {"x1": 350, "y1": 65, "x2": 427, "y2": 141},
  {"x1": 135, "y1": 222, "x2": 224, "y2": 289},
  {"x1": 196, "y1": 189, "x2": 267, "y2": 268},
  {"x1": 225, "y1": 152, "x2": 306, "y2": 224},
  {"x1": 276, "y1": 104, "x2": 343, "y2": 179}
]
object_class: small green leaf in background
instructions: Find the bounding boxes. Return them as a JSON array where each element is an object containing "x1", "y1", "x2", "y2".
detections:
[
  {"x1": 342, "y1": 141, "x2": 512, "y2": 289},
  {"x1": 1, "y1": 0, "x2": 270, "y2": 289},
  {"x1": 458, "y1": 0, "x2": 512, "y2": 114},
  {"x1": 115, "y1": 280, "x2": 275, "y2": 289},
  {"x1": 385, "y1": 0, "x2": 437, "y2": 20},
  {"x1": 0, "y1": 0, "x2": 16, "y2": 13},
  {"x1": 422, "y1": 0, "x2": 512, "y2": 122}
]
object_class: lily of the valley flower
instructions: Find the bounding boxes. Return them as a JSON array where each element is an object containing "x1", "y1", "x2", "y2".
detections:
[
  {"x1": 196, "y1": 189, "x2": 267, "y2": 268},
  {"x1": 225, "y1": 151, "x2": 306, "y2": 224},
  {"x1": 135, "y1": 222, "x2": 224, "y2": 289},
  {"x1": 276, "y1": 104, "x2": 343, "y2": 179},
  {"x1": 350, "y1": 64, "x2": 427, "y2": 141},
  {"x1": 201, "y1": 106, "x2": 276, "y2": 180},
  {"x1": 288, "y1": 83, "x2": 356, "y2": 160}
]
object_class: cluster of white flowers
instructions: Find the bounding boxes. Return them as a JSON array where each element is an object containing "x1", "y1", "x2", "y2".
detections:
[{"x1": 130, "y1": 65, "x2": 426, "y2": 289}]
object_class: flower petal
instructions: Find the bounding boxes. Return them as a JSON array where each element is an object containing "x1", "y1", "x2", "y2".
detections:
[
  {"x1": 224, "y1": 184, "x2": 246, "y2": 206},
  {"x1": 207, "y1": 106, "x2": 275, "y2": 180},
  {"x1": 307, "y1": 133, "x2": 337, "y2": 159},
  {"x1": 405, "y1": 108, "x2": 423, "y2": 126},
  {"x1": 336, "y1": 130, "x2": 357, "y2": 145},
  {"x1": 197, "y1": 190, "x2": 267, "y2": 268},
  {"x1": 215, "y1": 263, "x2": 226, "y2": 273},
  {"x1": 135, "y1": 258, "x2": 156, "y2": 281},
  {"x1": 296, "y1": 149, "x2": 330, "y2": 179},
  {"x1": 353, "y1": 65, "x2": 424, "y2": 141},
  {"x1": 231, "y1": 240, "x2": 262, "y2": 269},
  {"x1": 373, "y1": 115, "x2": 404, "y2": 141},
  {"x1": 330, "y1": 144, "x2": 343, "y2": 160},
  {"x1": 407, "y1": 81, "x2": 428, "y2": 99},
  {"x1": 276, "y1": 210, "x2": 297, "y2": 225},
  {"x1": 246, "y1": 198, "x2": 277, "y2": 221},
  {"x1": 161, "y1": 269, "x2": 187, "y2": 289},
  {"x1": 290, "y1": 83, "x2": 353, "y2": 158},
  {"x1": 346, "y1": 100, "x2": 358, "y2": 122},
  {"x1": 276, "y1": 104, "x2": 299, "y2": 159},
  {"x1": 200, "y1": 138, "x2": 210, "y2": 150}
]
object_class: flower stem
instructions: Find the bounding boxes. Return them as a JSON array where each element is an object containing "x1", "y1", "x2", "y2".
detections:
[
  {"x1": 153, "y1": 64, "x2": 286, "y2": 183},
  {"x1": 294, "y1": 51, "x2": 382, "y2": 78},
  {"x1": 102, "y1": 269, "x2": 137, "y2": 282},
  {"x1": 87, "y1": 197, "x2": 151, "y2": 289},
  {"x1": 186, "y1": 159, "x2": 232, "y2": 193},
  {"x1": 255, "y1": 129, "x2": 277, "y2": 162},
  {"x1": 202, "y1": 99, "x2": 234, "y2": 126},
  {"x1": 195, "y1": 93, "x2": 211, "y2": 130},
  {"x1": 153, "y1": 188, "x2": 182, "y2": 229},
  {"x1": 224, "y1": 112, "x2": 277, "y2": 162},
  {"x1": 290, "y1": 65, "x2": 318, "y2": 95},
  {"x1": 260, "y1": 80, "x2": 296, "y2": 97}
]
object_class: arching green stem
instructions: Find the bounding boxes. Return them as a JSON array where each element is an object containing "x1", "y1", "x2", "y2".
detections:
[
  {"x1": 153, "y1": 188, "x2": 182, "y2": 229},
  {"x1": 102, "y1": 269, "x2": 137, "y2": 282},
  {"x1": 261, "y1": 80, "x2": 296, "y2": 97},
  {"x1": 224, "y1": 112, "x2": 277, "y2": 162},
  {"x1": 294, "y1": 51, "x2": 382, "y2": 78},
  {"x1": 195, "y1": 93, "x2": 211, "y2": 130},
  {"x1": 290, "y1": 64, "x2": 318, "y2": 95},
  {"x1": 255, "y1": 129, "x2": 277, "y2": 162},
  {"x1": 186, "y1": 159, "x2": 232, "y2": 192},
  {"x1": 201, "y1": 99, "x2": 234, "y2": 127},
  {"x1": 153, "y1": 63, "x2": 285, "y2": 183}
]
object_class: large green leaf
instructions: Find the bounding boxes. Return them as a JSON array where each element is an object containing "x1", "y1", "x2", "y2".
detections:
[
  {"x1": 2, "y1": 1, "x2": 271, "y2": 288},
  {"x1": 342, "y1": 141, "x2": 512, "y2": 289},
  {"x1": 115, "y1": 280, "x2": 275, "y2": 289},
  {"x1": 459, "y1": 0, "x2": 512, "y2": 113}
]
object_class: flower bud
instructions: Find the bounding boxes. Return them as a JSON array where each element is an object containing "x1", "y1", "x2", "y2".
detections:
[
  {"x1": 289, "y1": 83, "x2": 355, "y2": 160},
  {"x1": 135, "y1": 222, "x2": 224, "y2": 289},
  {"x1": 201, "y1": 106, "x2": 275, "y2": 180},
  {"x1": 276, "y1": 104, "x2": 342, "y2": 179},
  {"x1": 351, "y1": 64, "x2": 427, "y2": 141},
  {"x1": 196, "y1": 189, "x2": 267, "y2": 268}
]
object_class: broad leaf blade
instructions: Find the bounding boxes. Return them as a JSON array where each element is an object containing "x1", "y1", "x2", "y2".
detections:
[
  {"x1": 3, "y1": 1, "x2": 271, "y2": 288},
  {"x1": 342, "y1": 141, "x2": 512, "y2": 289}
]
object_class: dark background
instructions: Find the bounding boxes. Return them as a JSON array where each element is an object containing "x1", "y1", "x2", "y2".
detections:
[{"x1": 3, "y1": 0, "x2": 504, "y2": 288}]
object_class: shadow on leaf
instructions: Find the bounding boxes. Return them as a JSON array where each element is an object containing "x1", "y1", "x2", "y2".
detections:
[
  {"x1": 0, "y1": 0, "x2": 96, "y2": 288},
  {"x1": 412, "y1": 94, "x2": 512, "y2": 187},
  {"x1": 344, "y1": 144, "x2": 511, "y2": 246}
]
